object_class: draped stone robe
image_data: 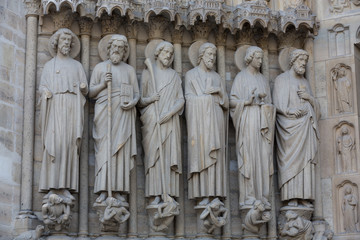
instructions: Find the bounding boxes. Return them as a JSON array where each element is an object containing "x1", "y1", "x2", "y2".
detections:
[
  {"x1": 39, "y1": 57, "x2": 88, "y2": 193},
  {"x1": 230, "y1": 69, "x2": 275, "y2": 206},
  {"x1": 90, "y1": 60, "x2": 139, "y2": 194},
  {"x1": 139, "y1": 64, "x2": 184, "y2": 197},
  {"x1": 272, "y1": 71, "x2": 320, "y2": 201},
  {"x1": 185, "y1": 66, "x2": 228, "y2": 199}
]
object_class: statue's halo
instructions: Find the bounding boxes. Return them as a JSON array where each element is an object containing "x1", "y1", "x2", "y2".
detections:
[
  {"x1": 98, "y1": 34, "x2": 130, "y2": 62},
  {"x1": 188, "y1": 40, "x2": 206, "y2": 67},
  {"x1": 279, "y1": 47, "x2": 296, "y2": 72},
  {"x1": 234, "y1": 45, "x2": 251, "y2": 71},
  {"x1": 48, "y1": 29, "x2": 81, "y2": 58},
  {"x1": 145, "y1": 39, "x2": 164, "y2": 63}
]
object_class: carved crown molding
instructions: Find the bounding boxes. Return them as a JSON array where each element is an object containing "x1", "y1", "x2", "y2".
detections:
[
  {"x1": 191, "y1": 21, "x2": 213, "y2": 42},
  {"x1": 171, "y1": 27, "x2": 184, "y2": 44},
  {"x1": 52, "y1": 9, "x2": 75, "y2": 29},
  {"x1": 79, "y1": 17, "x2": 93, "y2": 35},
  {"x1": 25, "y1": 0, "x2": 41, "y2": 16},
  {"x1": 100, "y1": 13, "x2": 122, "y2": 36},
  {"x1": 147, "y1": 16, "x2": 169, "y2": 40}
]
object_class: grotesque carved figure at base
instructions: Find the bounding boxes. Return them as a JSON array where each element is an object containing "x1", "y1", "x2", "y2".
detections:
[
  {"x1": 14, "y1": 225, "x2": 44, "y2": 240},
  {"x1": 41, "y1": 190, "x2": 75, "y2": 231},
  {"x1": 242, "y1": 200, "x2": 271, "y2": 236},
  {"x1": 89, "y1": 34, "x2": 139, "y2": 230},
  {"x1": 280, "y1": 210, "x2": 313, "y2": 240},
  {"x1": 273, "y1": 49, "x2": 320, "y2": 209},
  {"x1": 196, "y1": 198, "x2": 228, "y2": 234},
  {"x1": 139, "y1": 41, "x2": 184, "y2": 233},
  {"x1": 38, "y1": 28, "x2": 88, "y2": 230}
]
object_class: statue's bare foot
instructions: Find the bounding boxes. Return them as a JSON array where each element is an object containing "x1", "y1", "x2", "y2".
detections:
[
  {"x1": 288, "y1": 199, "x2": 298, "y2": 207},
  {"x1": 114, "y1": 192, "x2": 126, "y2": 202},
  {"x1": 244, "y1": 197, "x2": 256, "y2": 206},
  {"x1": 96, "y1": 192, "x2": 107, "y2": 203},
  {"x1": 300, "y1": 200, "x2": 313, "y2": 208},
  {"x1": 150, "y1": 196, "x2": 161, "y2": 205},
  {"x1": 199, "y1": 197, "x2": 210, "y2": 206}
]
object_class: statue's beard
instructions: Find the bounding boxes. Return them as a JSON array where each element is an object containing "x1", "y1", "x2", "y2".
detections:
[
  {"x1": 110, "y1": 52, "x2": 122, "y2": 64},
  {"x1": 59, "y1": 45, "x2": 70, "y2": 56},
  {"x1": 294, "y1": 65, "x2": 305, "y2": 75},
  {"x1": 204, "y1": 60, "x2": 214, "y2": 69}
]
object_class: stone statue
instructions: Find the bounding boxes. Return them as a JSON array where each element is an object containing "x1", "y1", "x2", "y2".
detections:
[
  {"x1": 342, "y1": 186, "x2": 358, "y2": 233},
  {"x1": 273, "y1": 49, "x2": 320, "y2": 208},
  {"x1": 331, "y1": 64, "x2": 352, "y2": 113},
  {"x1": 42, "y1": 192, "x2": 74, "y2": 231},
  {"x1": 230, "y1": 46, "x2": 275, "y2": 208},
  {"x1": 39, "y1": 28, "x2": 88, "y2": 193},
  {"x1": 336, "y1": 126, "x2": 356, "y2": 173},
  {"x1": 329, "y1": 0, "x2": 351, "y2": 13},
  {"x1": 14, "y1": 225, "x2": 44, "y2": 240},
  {"x1": 199, "y1": 198, "x2": 228, "y2": 234},
  {"x1": 185, "y1": 42, "x2": 228, "y2": 204},
  {"x1": 242, "y1": 200, "x2": 271, "y2": 235},
  {"x1": 89, "y1": 34, "x2": 139, "y2": 204},
  {"x1": 102, "y1": 197, "x2": 130, "y2": 224},
  {"x1": 139, "y1": 41, "x2": 184, "y2": 232},
  {"x1": 280, "y1": 210, "x2": 313, "y2": 239}
]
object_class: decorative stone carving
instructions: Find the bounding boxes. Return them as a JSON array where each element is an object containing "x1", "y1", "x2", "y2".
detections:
[
  {"x1": 312, "y1": 220, "x2": 334, "y2": 240},
  {"x1": 335, "y1": 123, "x2": 357, "y2": 174},
  {"x1": 96, "y1": 0, "x2": 132, "y2": 18},
  {"x1": 171, "y1": 27, "x2": 184, "y2": 44},
  {"x1": 352, "y1": 0, "x2": 360, "y2": 6},
  {"x1": 100, "y1": 13, "x2": 122, "y2": 36},
  {"x1": 79, "y1": 17, "x2": 93, "y2": 35},
  {"x1": 52, "y1": 9, "x2": 75, "y2": 29},
  {"x1": 195, "y1": 198, "x2": 228, "y2": 234},
  {"x1": 242, "y1": 200, "x2": 271, "y2": 236},
  {"x1": 139, "y1": 41, "x2": 184, "y2": 233},
  {"x1": 273, "y1": 49, "x2": 320, "y2": 208},
  {"x1": 14, "y1": 225, "x2": 44, "y2": 240},
  {"x1": 329, "y1": 0, "x2": 351, "y2": 14},
  {"x1": 191, "y1": 21, "x2": 212, "y2": 42},
  {"x1": 144, "y1": 0, "x2": 176, "y2": 22},
  {"x1": 342, "y1": 186, "x2": 359, "y2": 233},
  {"x1": 235, "y1": 25, "x2": 253, "y2": 46},
  {"x1": 42, "y1": 0, "x2": 84, "y2": 14},
  {"x1": 147, "y1": 16, "x2": 169, "y2": 40},
  {"x1": 284, "y1": 0, "x2": 306, "y2": 9},
  {"x1": 233, "y1": 0, "x2": 271, "y2": 30},
  {"x1": 230, "y1": 46, "x2": 275, "y2": 208},
  {"x1": 185, "y1": 42, "x2": 229, "y2": 232},
  {"x1": 25, "y1": 0, "x2": 41, "y2": 16},
  {"x1": 188, "y1": 0, "x2": 224, "y2": 25},
  {"x1": 328, "y1": 24, "x2": 351, "y2": 57},
  {"x1": 279, "y1": 210, "x2": 313, "y2": 239},
  {"x1": 330, "y1": 63, "x2": 352, "y2": 114},
  {"x1": 89, "y1": 34, "x2": 139, "y2": 229},
  {"x1": 41, "y1": 190, "x2": 75, "y2": 231},
  {"x1": 39, "y1": 28, "x2": 87, "y2": 194},
  {"x1": 125, "y1": 20, "x2": 139, "y2": 39}
]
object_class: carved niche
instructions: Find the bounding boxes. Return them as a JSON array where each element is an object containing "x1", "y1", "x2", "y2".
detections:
[
  {"x1": 330, "y1": 63, "x2": 353, "y2": 115},
  {"x1": 335, "y1": 181, "x2": 360, "y2": 234},
  {"x1": 329, "y1": 0, "x2": 351, "y2": 14},
  {"x1": 334, "y1": 122, "x2": 357, "y2": 174},
  {"x1": 328, "y1": 24, "x2": 351, "y2": 57}
]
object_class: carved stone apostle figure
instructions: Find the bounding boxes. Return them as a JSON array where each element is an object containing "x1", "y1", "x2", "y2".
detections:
[
  {"x1": 185, "y1": 42, "x2": 228, "y2": 209},
  {"x1": 139, "y1": 41, "x2": 184, "y2": 231},
  {"x1": 331, "y1": 64, "x2": 352, "y2": 113},
  {"x1": 342, "y1": 186, "x2": 358, "y2": 233},
  {"x1": 38, "y1": 29, "x2": 87, "y2": 230},
  {"x1": 230, "y1": 46, "x2": 275, "y2": 208},
  {"x1": 336, "y1": 126, "x2": 356, "y2": 173},
  {"x1": 89, "y1": 35, "x2": 139, "y2": 206},
  {"x1": 272, "y1": 49, "x2": 320, "y2": 208}
]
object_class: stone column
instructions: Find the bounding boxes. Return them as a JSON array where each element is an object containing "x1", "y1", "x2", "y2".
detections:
[
  {"x1": 216, "y1": 26, "x2": 226, "y2": 81},
  {"x1": 256, "y1": 35, "x2": 269, "y2": 81},
  {"x1": 304, "y1": 34, "x2": 316, "y2": 97},
  {"x1": 172, "y1": 27, "x2": 185, "y2": 238},
  {"x1": 14, "y1": 0, "x2": 41, "y2": 234},
  {"x1": 78, "y1": 17, "x2": 93, "y2": 239},
  {"x1": 125, "y1": 22, "x2": 138, "y2": 239}
]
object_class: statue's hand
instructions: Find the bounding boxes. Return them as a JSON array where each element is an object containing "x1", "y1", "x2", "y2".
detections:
[
  {"x1": 150, "y1": 93, "x2": 160, "y2": 103},
  {"x1": 44, "y1": 90, "x2": 52, "y2": 99},
  {"x1": 297, "y1": 89, "x2": 311, "y2": 101},
  {"x1": 205, "y1": 87, "x2": 220, "y2": 95},
  {"x1": 105, "y1": 73, "x2": 112, "y2": 83},
  {"x1": 80, "y1": 82, "x2": 87, "y2": 94},
  {"x1": 159, "y1": 112, "x2": 172, "y2": 124},
  {"x1": 121, "y1": 100, "x2": 136, "y2": 110},
  {"x1": 245, "y1": 94, "x2": 256, "y2": 106}
]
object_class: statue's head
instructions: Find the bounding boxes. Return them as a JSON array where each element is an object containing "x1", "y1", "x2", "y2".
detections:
[
  {"x1": 289, "y1": 49, "x2": 308, "y2": 75},
  {"x1": 339, "y1": 66, "x2": 347, "y2": 77},
  {"x1": 155, "y1": 41, "x2": 174, "y2": 68},
  {"x1": 198, "y1": 42, "x2": 217, "y2": 69},
  {"x1": 341, "y1": 126, "x2": 349, "y2": 135},
  {"x1": 50, "y1": 28, "x2": 76, "y2": 57},
  {"x1": 49, "y1": 194, "x2": 63, "y2": 205},
  {"x1": 245, "y1": 46, "x2": 263, "y2": 71},
  {"x1": 107, "y1": 35, "x2": 129, "y2": 64},
  {"x1": 285, "y1": 210, "x2": 298, "y2": 220},
  {"x1": 253, "y1": 200, "x2": 265, "y2": 211},
  {"x1": 345, "y1": 186, "x2": 353, "y2": 195}
]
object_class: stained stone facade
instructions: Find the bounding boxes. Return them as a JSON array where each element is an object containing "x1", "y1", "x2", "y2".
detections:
[{"x1": 1, "y1": 0, "x2": 360, "y2": 239}]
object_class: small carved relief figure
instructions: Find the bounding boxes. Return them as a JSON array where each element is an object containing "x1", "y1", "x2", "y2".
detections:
[
  {"x1": 336, "y1": 126, "x2": 356, "y2": 173},
  {"x1": 329, "y1": 0, "x2": 351, "y2": 13},
  {"x1": 89, "y1": 35, "x2": 139, "y2": 206},
  {"x1": 331, "y1": 64, "x2": 352, "y2": 113},
  {"x1": 242, "y1": 200, "x2": 271, "y2": 234},
  {"x1": 273, "y1": 49, "x2": 320, "y2": 208},
  {"x1": 42, "y1": 192, "x2": 74, "y2": 231},
  {"x1": 285, "y1": 0, "x2": 305, "y2": 9},
  {"x1": 280, "y1": 210, "x2": 313, "y2": 239},
  {"x1": 185, "y1": 42, "x2": 228, "y2": 209},
  {"x1": 149, "y1": 194, "x2": 180, "y2": 232},
  {"x1": 342, "y1": 186, "x2": 358, "y2": 233},
  {"x1": 102, "y1": 197, "x2": 130, "y2": 224},
  {"x1": 14, "y1": 225, "x2": 44, "y2": 240},
  {"x1": 39, "y1": 28, "x2": 88, "y2": 193},
  {"x1": 230, "y1": 46, "x2": 275, "y2": 208},
  {"x1": 199, "y1": 198, "x2": 228, "y2": 234}
]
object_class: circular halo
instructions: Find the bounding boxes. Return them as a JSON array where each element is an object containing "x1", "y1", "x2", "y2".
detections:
[
  {"x1": 234, "y1": 45, "x2": 251, "y2": 71},
  {"x1": 145, "y1": 39, "x2": 164, "y2": 63},
  {"x1": 188, "y1": 40, "x2": 206, "y2": 67},
  {"x1": 279, "y1": 47, "x2": 296, "y2": 72},
  {"x1": 48, "y1": 29, "x2": 81, "y2": 58},
  {"x1": 98, "y1": 34, "x2": 130, "y2": 62}
]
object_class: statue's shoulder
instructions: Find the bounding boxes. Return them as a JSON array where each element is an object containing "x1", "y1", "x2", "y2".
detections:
[
  {"x1": 122, "y1": 62, "x2": 135, "y2": 73},
  {"x1": 274, "y1": 71, "x2": 288, "y2": 83},
  {"x1": 185, "y1": 67, "x2": 198, "y2": 79}
]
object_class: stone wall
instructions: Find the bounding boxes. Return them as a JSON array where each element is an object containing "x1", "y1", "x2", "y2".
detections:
[{"x1": 0, "y1": 0, "x2": 26, "y2": 238}]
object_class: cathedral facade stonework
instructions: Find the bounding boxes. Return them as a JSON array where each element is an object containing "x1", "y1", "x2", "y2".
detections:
[{"x1": 1, "y1": 0, "x2": 360, "y2": 239}]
